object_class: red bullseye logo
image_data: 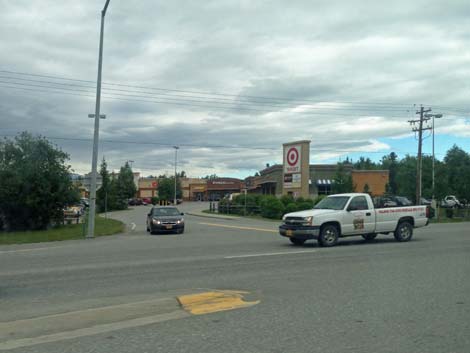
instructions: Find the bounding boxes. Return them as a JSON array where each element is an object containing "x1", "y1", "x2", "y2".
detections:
[{"x1": 287, "y1": 147, "x2": 299, "y2": 166}]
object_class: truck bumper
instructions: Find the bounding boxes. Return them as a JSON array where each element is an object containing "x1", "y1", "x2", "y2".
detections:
[{"x1": 279, "y1": 224, "x2": 321, "y2": 240}]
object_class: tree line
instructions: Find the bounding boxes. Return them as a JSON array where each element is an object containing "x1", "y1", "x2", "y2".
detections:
[{"x1": 332, "y1": 145, "x2": 470, "y2": 202}]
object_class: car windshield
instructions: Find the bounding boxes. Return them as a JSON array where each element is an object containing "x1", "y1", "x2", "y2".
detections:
[
  {"x1": 314, "y1": 196, "x2": 350, "y2": 210},
  {"x1": 152, "y1": 208, "x2": 181, "y2": 217}
]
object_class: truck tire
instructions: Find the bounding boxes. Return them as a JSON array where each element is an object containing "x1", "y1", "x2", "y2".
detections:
[
  {"x1": 318, "y1": 224, "x2": 339, "y2": 247},
  {"x1": 290, "y1": 238, "x2": 306, "y2": 246},
  {"x1": 362, "y1": 233, "x2": 377, "y2": 241},
  {"x1": 394, "y1": 221, "x2": 413, "y2": 242}
]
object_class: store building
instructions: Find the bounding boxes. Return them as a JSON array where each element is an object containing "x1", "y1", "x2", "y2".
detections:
[
  {"x1": 351, "y1": 170, "x2": 389, "y2": 196},
  {"x1": 207, "y1": 178, "x2": 244, "y2": 201},
  {"x1": 245, "y1": 164, "x2": 389, "y2": 198},
  {"x1": 138, "y1": 177, "x2": 158, "y2": 198},
  {"x1": 181, "y1": 178, "x2": 208, "y2": 201}
]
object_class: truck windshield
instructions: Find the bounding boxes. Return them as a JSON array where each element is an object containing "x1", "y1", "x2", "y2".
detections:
[{"x1": 314, "y1": 196, "x2": 350, "y2": 210}]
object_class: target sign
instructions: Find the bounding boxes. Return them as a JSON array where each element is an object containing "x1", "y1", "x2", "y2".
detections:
[
  {"x1": 284, "y1": 145, "x2": 301, "y2": 173},
  {"x1": 287, "y1": 147, "x2": 299, "y2": 166}
]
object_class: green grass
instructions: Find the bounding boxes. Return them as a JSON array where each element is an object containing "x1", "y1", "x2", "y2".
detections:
[{"x1": 0, "y1": 216, "x2": 125, "y2": 245}]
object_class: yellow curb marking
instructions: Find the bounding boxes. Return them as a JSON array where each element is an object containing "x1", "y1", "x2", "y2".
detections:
[
  {"x1": 177, "y1": 290, "x2": 260, "y2": 315},
  {"x1": 198, "y1": 222, "x2": 277, "y2": 233}
]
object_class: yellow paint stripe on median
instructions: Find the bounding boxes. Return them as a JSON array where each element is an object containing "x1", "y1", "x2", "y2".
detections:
[
  {"x1": 177, "y1": 290, "x2": 259, "y2": 315},
  {"x1": 198, "y1": 222, "x2": 277, "y2": 233}
]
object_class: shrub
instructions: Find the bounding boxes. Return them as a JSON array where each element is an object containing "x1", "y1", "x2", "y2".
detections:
[
  {"x1": 260, "y1": 196, "x2": 285, "y2": 219},
  {"x1": 297, "y1": 201, "x2": 314, "y2": 211},
  {"x1": 151, "y1": 196, "x2": 159, "y2": 205},
  {"x1": 280, "y1": 195, "x2": 294, "y2": 207},
  {"x1": 285, "y1": 202, "x2": 299, "y2": 214},
  {"x1": 445, "y1": 208, "x2": 454, "y2": 218}
]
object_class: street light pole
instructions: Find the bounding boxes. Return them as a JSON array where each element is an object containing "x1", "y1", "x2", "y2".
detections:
[
  {"x1": 173, "y1": 146, "x2": 179, "y2": 205},
  {"x1": 87, "y1": 0, "x2": 111, "y2": 239},
  {"x1": 430, "y1": 114, "x2": 443, "y2": 202}
]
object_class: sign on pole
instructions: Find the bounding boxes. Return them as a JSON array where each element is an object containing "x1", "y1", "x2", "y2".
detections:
[{"x1": 82, "y1": 172, "x2": 103, "y2": 191}]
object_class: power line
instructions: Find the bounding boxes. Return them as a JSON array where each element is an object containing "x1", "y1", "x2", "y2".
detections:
[
  {"x1": 0, "y1": 82, "x2": 414, "y2": 117},
  {"x1": 0, "y1": 132, "x2": 415, "y2": 155},
  {"x1": 4, "y1": 69, "x2": 464, "y2": 111},
  {"x1": 0, "y1": 75, "x2": 416, "y2": 113}
]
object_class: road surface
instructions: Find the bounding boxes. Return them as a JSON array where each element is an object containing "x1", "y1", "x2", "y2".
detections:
[{"x1": 1, "y1": 203, "x2": 469, "y2": 352}]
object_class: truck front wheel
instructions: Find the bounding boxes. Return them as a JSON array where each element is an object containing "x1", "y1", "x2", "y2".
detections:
[
  {"x1": 290, "y1": 238, "x2": 306, "y2": 246},
  {"x1": 318, "y1": 224, "x2": 339, "y2": 247},
  {"x1": 394, "y1": 221, "x2": 413, "y2": 242}
]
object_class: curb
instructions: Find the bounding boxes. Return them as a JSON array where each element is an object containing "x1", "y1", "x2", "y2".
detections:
[{"x1": 186, "y1": 212, "x2": 241, "y2": 221}]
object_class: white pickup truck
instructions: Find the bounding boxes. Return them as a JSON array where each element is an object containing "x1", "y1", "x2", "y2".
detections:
[{"x1": 279, "y1": 193, "x2": 429, "y2": 247}]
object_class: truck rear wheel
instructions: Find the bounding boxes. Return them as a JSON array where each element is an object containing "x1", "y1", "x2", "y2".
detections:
[
  {"x1": 290, "y1": 238, "x2": 306, "y2": 246},
  {"x1": 318, "y1": 224, "x2": 339, "y2": 247},
  {"x1": 362, "y1": 233, "x2": 377, "y2": 241},
  {"x1": 394, "y1": 221, "x2": 413, "y2": 242}
]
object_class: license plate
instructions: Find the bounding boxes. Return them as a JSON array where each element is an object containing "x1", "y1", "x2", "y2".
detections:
[
  {"x1": 166, "y1": 225, "x2": 173, "y2": 229},
  {"x1": 286, "y1": 230, "x2": 293, "y2": 237}
]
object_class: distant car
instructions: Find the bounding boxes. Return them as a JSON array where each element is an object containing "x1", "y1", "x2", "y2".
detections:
[
  {"x1": 393, "y1": 196, "x2": 413, "y2": 206},
  {"x1": 146, "y1": 206, "x2": 185, "y2": 234},
  {"x1": 420, "y1": 197, "x2": 432, "y2": 206},
  {"x1": 128, "y1": 198, "x2": 143, "y2": 206},
  {"x1": 441, "y1": 195, "x2": 462, "y2": 208},
  {"x1": 80, "y1": 198, "x2": 89, "y2": 208},
  {"x1": 142, "y1": 197, "x2": 152, "y2": 205}
]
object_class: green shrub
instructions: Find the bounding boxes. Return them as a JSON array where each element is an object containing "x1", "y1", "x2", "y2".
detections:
[
  {"x1": 297, "y1": 201, "x2": 314, "y2": 211},
  {"x1": 285, "y1": 202, "x2": 299, "y2": 214},
  {"x1": 280, "y1": 195, "x2": 294, "y2": 207},
  {"x1": 445, "y1": 208, "x2": 454, "y2": 218},
  {"x1": 151, "y1": 196, "x2": 159, "y2": 205},
  {"x1": 260, "y1": 196, "x2": 285, "y2": 219}
]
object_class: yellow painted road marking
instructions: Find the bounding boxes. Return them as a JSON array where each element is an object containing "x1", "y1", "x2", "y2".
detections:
[
  {"x1": 198, "y1": 222, "x2": 277, "y2": 233},
  {"x1": 0, "y1": 290, "x2": 259, "y2": 350},
  {"x1": 177, "y1": 290, "x2": 260, "y2": 315}
]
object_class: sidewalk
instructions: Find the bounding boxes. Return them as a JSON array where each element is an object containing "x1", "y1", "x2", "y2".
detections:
[
  {"x1": 178, "y1": 201, "x2": 241, "y2": 221},
  {"x1": 186, "y1": 210, "x2": 242, "y2": 221}
]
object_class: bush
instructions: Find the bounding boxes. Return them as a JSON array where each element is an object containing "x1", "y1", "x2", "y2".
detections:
[
  {"x1": 285, "y1": 202, "x2": 299, "y2": 214},
  {"x1": 445, "y1": 208, "x2": 454, "y2": 218},
  {"x1": 297, "y1": 200, "x2": 314, "y2": 211},
  {"x1": 280, "y1": 195, "x2": 294, "y2": 207},
  {"x1": 151, "y1": 196, "x2": 159, "y2": 205},
  {"x1": 260, "y1": 196, "x2": 285, "y2": 219}
]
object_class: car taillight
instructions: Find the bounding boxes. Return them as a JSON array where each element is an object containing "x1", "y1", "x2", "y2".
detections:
[{"x1": 426, "y1": 206, "x2": 430, "y2": 218}]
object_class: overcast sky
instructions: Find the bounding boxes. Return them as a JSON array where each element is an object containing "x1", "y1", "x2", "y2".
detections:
[{"x1": 1, "y1": 0, "x2": 469, "y2": 178}]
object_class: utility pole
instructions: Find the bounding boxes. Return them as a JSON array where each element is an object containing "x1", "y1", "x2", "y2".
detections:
[
  {"x1": 409, "y1": 106, "x2": 432, "y2": 205},
  {"x1": 87, "y1": 0, "x2": 111, "y2": 239},
  {"x1": 173, "y1": 146, "x2": 179, "y2": 205}
]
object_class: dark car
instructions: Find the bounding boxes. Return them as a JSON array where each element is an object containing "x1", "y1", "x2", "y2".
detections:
[
  {"x1": 146, "y1": 206, "x2": 185, "y2": 234},
  {"x1": 128, "y1": 198, "x2": 143, "y2": 206}
]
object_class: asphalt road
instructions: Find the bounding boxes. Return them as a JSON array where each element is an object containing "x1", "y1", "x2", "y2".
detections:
[{"x1": 1, "y1": 203, "x2": 469, "y2": 353}]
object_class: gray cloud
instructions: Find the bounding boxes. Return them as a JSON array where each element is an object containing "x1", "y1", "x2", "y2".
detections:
[{"x1": 1, "y1": 0, "x2": 469, "y2": 178}]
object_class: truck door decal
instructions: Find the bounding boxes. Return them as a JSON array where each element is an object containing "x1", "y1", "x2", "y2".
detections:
[{"x1": 353, "y1": 218, "x2": 365, "y2": 230}]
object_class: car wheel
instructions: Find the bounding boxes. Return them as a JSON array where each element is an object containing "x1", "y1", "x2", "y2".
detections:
[
  {"x1": 394, "y1": 221, "x2": 413, "y2": 242},
  {"x1": 176, "y1": 228, "x2": 184, "y2": 234},
  {"x1": 289, "y1": 238, "x2": 305, "y2": 246},
  {"x1": 318, "y1": 224, "x2": 339, "y2": 247},
  {"x1": 362, "y1": 233, "x2": 377, "y2": 241}
]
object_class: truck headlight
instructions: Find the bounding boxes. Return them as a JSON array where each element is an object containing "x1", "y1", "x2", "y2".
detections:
[
  {"x1": 304, "y1": 216, "x2": 313, "y2": 225},
  {"x1": 152, "y1": 219, "x2": 161, "y2": 225}
]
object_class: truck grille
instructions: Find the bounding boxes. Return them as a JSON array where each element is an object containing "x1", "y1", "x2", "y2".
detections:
[{"x1": 284, "y1": 217, "x2": 305, "y2": 225}]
